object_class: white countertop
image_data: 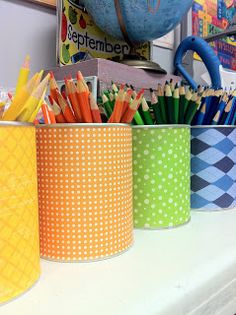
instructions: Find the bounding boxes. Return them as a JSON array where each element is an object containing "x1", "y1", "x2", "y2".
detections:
[{"x1": 2, "y1": 210, "x2": 236, "y2": 315}]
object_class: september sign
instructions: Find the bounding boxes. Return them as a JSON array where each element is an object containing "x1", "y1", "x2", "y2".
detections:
[{"x1": 57, "y1": 0, "x2": 150, "y2": 66}]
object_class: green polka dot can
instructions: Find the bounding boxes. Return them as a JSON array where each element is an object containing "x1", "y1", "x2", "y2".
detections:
[{"x1": 132, "y1": 126, "x2": 191, "y2": 229}]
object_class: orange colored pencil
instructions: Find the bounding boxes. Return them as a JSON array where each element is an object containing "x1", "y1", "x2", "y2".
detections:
[
  {"x1": 49, "y1": 71, "x2": 59, "y2": 103},
  {"x1": 55, "y1": 90, "x2": 77, "y2": 123},
  {"x1": 121, "y1": 88, "x2": 133, "y2": 116},
  {"x1": 76, "y1": 71, "x2": 93, "y2": 123},
  {"x1": 108, "y1": 84, "x2": 125, "y2": 123},
  {"x1": 48, "y1": 95, "x2": 66, "y2": 123},
  {"x1": 42, "y1": 102, "x2": 51, "y2": 124},
  {"x1": 77, "y1": 71, "x2": 89, "y2": 94},
  {"x1": 65, "y1": 78, "x2": 82, "y2": 122},
  {"x1": 121, "y1": 89, "x2": 144, "y2": 123},
  {"x1": 47, "y1": 104, "x2": 56, "y2": 124},
  {"x1": 89, "y1": 92, "x2": 102, "y2": 123}
]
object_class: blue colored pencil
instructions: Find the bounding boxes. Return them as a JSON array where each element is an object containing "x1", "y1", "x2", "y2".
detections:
[
  {"x1": 219, "y1": 97, "x2": 234, "y2": 125},
  {"x1": 204, "y1": 89, "x2": 222, "y2": 124},
  {"x1": 196, "y1": 103, "x2": 206, "y2": 125},
  {"x1": 225, "y1": 95, "x2": 236, "y2": 125},
  {"x1": 232, "y1": 109, "x2": 236, "y2": 125}
]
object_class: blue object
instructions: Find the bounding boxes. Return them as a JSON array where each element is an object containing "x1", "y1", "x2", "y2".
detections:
[
  {"x1": 191, "y1": 127, "x2": 236, "y2": 210},
  {"x1": 71, "y1": 52, "x2": 87, "y2": 64},
  {"x1": 174, "y1": 36, "x2": 222, "y2": 90},
  {"x1": 80, "y1": 0, "x2": 193, "y2": 42}
]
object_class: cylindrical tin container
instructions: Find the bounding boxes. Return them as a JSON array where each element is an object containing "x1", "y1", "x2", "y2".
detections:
[
  {"x1": 36, "y1": 124, "x2": 133, "y2": 262},
  {"x1": 0, "y1": 122, "x2": 40, "y2": 304},
  {"x1": 191, "y1": 126, "x2": 236, "y2": 210},
  {"x1": 132, "y1": 125, "x2": 191, "y2": 229}
]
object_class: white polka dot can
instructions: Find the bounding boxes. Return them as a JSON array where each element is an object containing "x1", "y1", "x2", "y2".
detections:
[
  {"x1": 132, "y1": 125, "x2": 191, "y2": 229},
  {"x1": 36, "y1": 124, "x2": 133, "y2": 261}
]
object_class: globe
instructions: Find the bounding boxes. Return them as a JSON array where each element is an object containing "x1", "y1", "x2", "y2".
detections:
[{"x1": 80, "y1": 0, "x2": 193, "y2": 43}]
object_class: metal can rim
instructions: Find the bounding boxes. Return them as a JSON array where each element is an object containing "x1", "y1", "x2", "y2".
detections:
[
  {"x1": 36, "y1": 123, "x2": 130, "y2": 129},
  {"x1": 132, "y1": 124, "x2": 190, "y2": 129},
  {"x1": 191, "y1": 125, "x2": 236, "y2": 128},
  {"x1": 0, "y1": 121, "x2": 34, "y2": 127}
]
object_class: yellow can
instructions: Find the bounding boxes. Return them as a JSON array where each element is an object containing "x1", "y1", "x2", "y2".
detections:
[{"x1": 0, "y1": 122, "x2": 40, "y2": 304}]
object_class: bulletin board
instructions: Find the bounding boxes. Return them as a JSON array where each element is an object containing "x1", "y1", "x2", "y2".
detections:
[{"x1": 192, "y1": 0, "x2": 236, "y2": 70}]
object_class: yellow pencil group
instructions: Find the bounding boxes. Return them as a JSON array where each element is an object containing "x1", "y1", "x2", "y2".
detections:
[{"x1": 1, "y1": 56, "x2": 49, "y2": 123}]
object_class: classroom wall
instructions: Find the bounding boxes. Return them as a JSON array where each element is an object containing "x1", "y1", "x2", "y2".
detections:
[{"x1": 0, "y1": 0, "x2": 57, "y2": 88}]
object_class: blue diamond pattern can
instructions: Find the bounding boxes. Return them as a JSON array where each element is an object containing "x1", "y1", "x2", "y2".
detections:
[{"x1": 191, "y1": 126, "x2": 236, "y2": 210}]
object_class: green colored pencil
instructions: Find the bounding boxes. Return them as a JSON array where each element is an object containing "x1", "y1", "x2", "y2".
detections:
[
  {"x1": 140, "y1": 97, "x2": 154, "y2": 125},
  {"x1": 111, "y1": 81, "x2": 119, "y2": 94},
  {"x1": 165, "y1": 84, "x2": 174, "y2": 123},
  {"x1": 170, "y1": 78, "x2": 175, "y2": 93},
  {"x1": 102, "y1": 94, "x2": 113, "y2": 118},
  {"x1": 157, "y1": 84, "x2": 167, "y2": 123},
  {"x1": 150, "y1": 89, "x2": 164, "y2": 124},
  {"x1": 133, "y1": 108, "x2": 145, "y2": 125},
  {"x1": 173, "y1": 84, "x2": 179, "y2": 124},
  {"x1": 183, "y1": 87, "x2": 193, "y2": 116},
  {"x1": 109, "y1": 92, "x2": 116, "y2": 109},
  {"x1": 184, "y1": 92, "x2": 199, "y2": 124},
  {"x1": 179, "y1": 83, "x2": 186, "y2": 123}
]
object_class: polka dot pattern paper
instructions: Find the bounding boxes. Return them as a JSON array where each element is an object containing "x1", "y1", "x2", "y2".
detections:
[
  {"x1": 133, "y1": 126, "x2": 191, "y2": 229},
  {"x1": 36, "y1": 125, "x2": 133, "y2": 261}
]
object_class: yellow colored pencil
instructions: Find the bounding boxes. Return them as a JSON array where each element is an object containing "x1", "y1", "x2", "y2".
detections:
[
  {"x1": 15, "y1": 55, "x2": 30, "y2": 96},
  {"x1": 0, "y1": 101, "x2": 6, "y2": 119},
  {"x1": 16, "y1": 74, "x2": 50, "y2": 122},
  {"x1": 3, "y1": 72, "x2": 39, "y2": 121}
]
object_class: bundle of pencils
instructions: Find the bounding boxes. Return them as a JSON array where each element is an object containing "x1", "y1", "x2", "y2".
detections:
[
  {"x1": 101, "y1": 84, "x2": 144, "y2": 124},
  {"x1": 48, "y1": 73, "x2": 144, "y2": 124},
  {"x1": 101, "y1": 80, "x2": 201, "y2": 125},
  {"x1": 192, "y1": 87, "x2": 236, "y2": 125},
  {"x1": 1, "y1": 55, "x2": 52, "y2": 123},
  {"x1": 102, "y1": 81, "x2": 236, "y2": 126}
]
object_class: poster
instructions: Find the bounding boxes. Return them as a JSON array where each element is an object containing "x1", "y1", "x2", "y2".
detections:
[
  {"x1": 57, "y1": 0, "x2": 150, "y2": 66},
  {"x1": 152, "y1": 30, "x2": 175, "y2": 49},
  {"x1": 192, "y1": 0, "x2": 236, "y2": 70}
]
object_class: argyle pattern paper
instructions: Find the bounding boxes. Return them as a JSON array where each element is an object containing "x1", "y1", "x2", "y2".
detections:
[{"x1": 191, "y1": 127, "x2": 236, "y2": 210}]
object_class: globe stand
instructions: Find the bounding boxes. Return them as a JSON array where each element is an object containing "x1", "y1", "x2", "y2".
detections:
[
  {"x1": 114, "y1": 0, "x2": 167, "y2": 74},
  {"x1": 119, "y1": 54, "x2": 167, "y2": 74}
]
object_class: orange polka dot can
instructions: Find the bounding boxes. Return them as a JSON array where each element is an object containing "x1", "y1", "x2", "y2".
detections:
[{"x1": 36, "y1": 124, "x2": 133, "y2": 261}]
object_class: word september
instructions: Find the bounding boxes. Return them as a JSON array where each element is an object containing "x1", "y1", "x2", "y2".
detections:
[{"x1": 68, "y1": 25, "x2": 129, "y2": 55}]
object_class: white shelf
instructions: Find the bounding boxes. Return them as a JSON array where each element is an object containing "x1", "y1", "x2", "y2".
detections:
[{"x1": 2, "y1": 210, "x2": 236, "y2": 315}]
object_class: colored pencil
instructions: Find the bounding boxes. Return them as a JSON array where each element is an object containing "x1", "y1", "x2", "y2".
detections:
[
  {"x1": 173, "y1": 84, "x2": 179, "y2": 124},
  {"x1": 184, "y1": 92, "x2": 198, "y2": 124},
  {"x1": 121, "y1": 89, "x2": 144, "y2": 123},
  {"x1": 48, "y1": 95, "x2": 66, "y2": 123},
  {"x1": 3, "y1": 72, "x2": 39, "y2": 121},
  {"x1": 76, "y1": 71, "x2": 93, "y2": 123},
  {"x1": 165, "y1": 84, "x2": 174, "y2": 123},
  {"x1": 16, "y1": 74, "x2": 50, "y2": 122},
  {"x1": 15, "y1": 55, "x2": 30, "y2": 96},
  {"x1": 102, "y1": 94, "x2": 113, "y2": 119},
  {"x1": 157, "y1": 84, "x2": 167, "y2": 123},
  {"x1": 89, "y1": 92, "x2": 102, "y2": 123},
  {"x1": 140, "y1": 97, "x2": 154, "y2": 125},
  {"x1": 150, "y1": 88, "x2": 164, "y2": 124},
  {"x1": 179, "y1": 83, "x2": 186, "y2": 124},
  {"x1": 196, "y1": 103, "x2": 206, "y2": 125},
  {"x1": 65, "y1": 78, "x2": 82, "y2": 122},
  {"x1": 55, "y1": 89, "x2": 77, "y2": 123},
  {"x1": 108, "y1": 84, "x2": 125, "y2": 123}
]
